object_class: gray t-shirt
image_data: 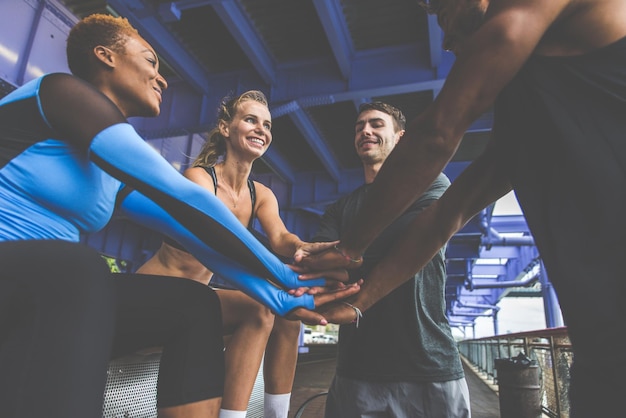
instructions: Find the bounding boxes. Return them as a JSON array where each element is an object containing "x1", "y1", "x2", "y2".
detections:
[{"x1": 313, "y1": 173, "x2": 464, "y2": 382}]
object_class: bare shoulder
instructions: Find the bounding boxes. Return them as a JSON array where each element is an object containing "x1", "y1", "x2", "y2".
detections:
[
  {"x1": 183, "y1": 166, "x2": 206, "y2": 180},
  {"x1": 252, "y1": 180, "x2": 279, "y2": 206},
  {"x1": 183, "y1": 166, "x2": 215, "y2": 190},
  {"x1": 579, "y1": 0, "x2": 626, "y2": 42},
  {"x1": 532, "y1": 0, "x2": 626, "y2": 54},
  {"x1": 252, "y1": 180, "x2": 275, "y2": 198}
]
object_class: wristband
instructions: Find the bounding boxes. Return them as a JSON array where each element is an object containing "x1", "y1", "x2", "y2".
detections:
[{"x1": 341, "y1": 301, "x2": 362, "y2": 328}]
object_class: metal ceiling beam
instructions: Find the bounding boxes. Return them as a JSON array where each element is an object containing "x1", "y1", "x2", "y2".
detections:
[
  {"x1": 163, "y1": 0, "x2": 276, "y2": 84},
  {"x1": 352, "y1": 97, "x2": 370, "y2": 113},
  {"x1": 467, "y1": 257, "x2": 541, "y2": 290},
  {"x1": 171, "y1": 0, "x2": 220, "y2": 9},
  {"x1": 288, "y1": 105, "x2": 341, "y2": 182},
  {"x1": 472, "y1": 265, "x2": 507, "y2": 276},
  {"x1": 303, "y1": 77, "x2": 445, "y2": 108},
  {"x1": 349, "y1": 43, "x2": 432, "y2": 87},
  {"x1": 489, "y1": 215, "x2": 531, "y2": 234},
  {"x1": 15, "y1": 0, "x2": 45, "y2": 85},
  {"x1": 260, "y1": 147, "x2": 296, "y2": 185},
  {"x1": 479, "y1": 246, "x2": 521, "y2": 259},
  {"x1": 107, "y1": 0, "x2": 210, "y2": 94},
  {"x1": 211, "y1": 0, "x2": 277, "y2": 85},
  {"x1": 312, "y1": 0, "x2": 353, "y2": 79}
]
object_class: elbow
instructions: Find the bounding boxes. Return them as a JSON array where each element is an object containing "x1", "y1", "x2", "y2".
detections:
[
  {"x1": 407, "y1": 111, "x2": 464, "y2": 164},
  {"x1": 426, "y1": 134, "x2": 460, "y2": 163}
]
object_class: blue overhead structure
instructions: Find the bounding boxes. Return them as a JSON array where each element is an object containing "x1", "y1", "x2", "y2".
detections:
[{"x1": 0, "y1": 0, "x2": 564, "y2": 334}]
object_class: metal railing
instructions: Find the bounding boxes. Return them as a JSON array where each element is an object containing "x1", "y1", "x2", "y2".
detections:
[{"x1": 458, "y1": 327, "x2": 572, "y2": 418}]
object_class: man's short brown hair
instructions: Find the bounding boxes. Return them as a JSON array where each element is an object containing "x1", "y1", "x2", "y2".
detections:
[{"x1": 358, "y1": 101, "x2": 406, "y2": 132}]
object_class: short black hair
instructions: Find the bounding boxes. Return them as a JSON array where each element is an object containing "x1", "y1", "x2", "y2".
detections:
[{"x1": 66, "y1": 14, "x2": 139, "y2": 80}]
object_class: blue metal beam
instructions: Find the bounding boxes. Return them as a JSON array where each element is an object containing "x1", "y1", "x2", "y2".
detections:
[
  {"x1": 472, "y1": 265, "x2": 507, "y2": 276},
  {"x1": 260, "y1": 147, "x2": 296, "y2": 185},
  {"x1": 289, "y1": 76, "x2": 445, "y2": 109},
  {"x1": 467, "y1": 257, "x2": 541, "y2": 290},
  {"x1": 171, "y1": 0, "x2": 218, "y2": 8},
  {"x1": 15, "y1": 0, "x2": 44, "y2": 85},
  {"x1": 289, "y1": 104, "x2": 341, "y2": 182},
  {"x1": 446, "y1": 240, "x2": 481, "y2": 259},
  {"x1": 349, "y1": 43, "x2": 432, "y2": 88},
  {"x1": 211, "y1": 0, "x2": 276, "y2": 85},
  {"x1": 312, "y1": 0, "x2": 353, "y2": 79},
  {"x1": 467, "y1": 117, "x2": 493, "y2": 132},
  {"x1": 479, "y1": 246, "x2": 520, "y2": 259},
  {"x1": 446, "y1": 259, "x2": 468, "y2": 275},
  {"x1": 489, "y1": 215, "x2": 531, "y2": 234},
  {"x1": 352, "y1": 97, "x2": 370, "y2": 113},
  {"x1": 158, "y1": 2, "x2": 182, "y2": 22},
  {"x1": 539, "y1": 260, "x2": 564, "y2": 328},
  {"x1": 266, "y1": 43, "x2": 439, "y2": 102}
]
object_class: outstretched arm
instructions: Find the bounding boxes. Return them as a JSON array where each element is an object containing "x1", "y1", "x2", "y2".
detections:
[
  {"x1": 38, "y1": 73, "x2": 326, "y2": 292},
  {"x1": 317, "y1": 142, "x2": 513, "y2": 323},
  {"x1": 254, "y1": 182, "x2": 340, "y2": 261},
  {"x1": 299, "y1": 0, "x2": 571, "y2": 269},
  {"x1": 253, "y1": 182, "x2": 349, "y2": 289},
  {"x1": 118, "y1": 190, "x2": 358, "y2": 322}
]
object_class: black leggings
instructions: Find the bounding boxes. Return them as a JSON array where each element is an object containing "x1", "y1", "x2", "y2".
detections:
[{"x1": 0, "y1": 240, "x2": 224, "y2": 417}]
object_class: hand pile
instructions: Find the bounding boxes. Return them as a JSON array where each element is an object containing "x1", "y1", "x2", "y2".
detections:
[{"x1": 284, "y1": 241, "x2": 365, "y2": 326}]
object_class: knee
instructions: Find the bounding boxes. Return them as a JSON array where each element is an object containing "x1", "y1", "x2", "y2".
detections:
[
  {"x1": 246, "y1": 300, "x2": 275, "y2": 331},
  {"x1": 273, "y1": 317, "x2": 301, "y2": 339}
]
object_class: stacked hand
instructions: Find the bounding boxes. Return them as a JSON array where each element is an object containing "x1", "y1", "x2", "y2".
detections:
[
  {"x1": 294, "y1": 242, "x2": 363, "y2": 271},
  {"x1": 285, "y1": 242, "x2": 365, "y2": 325}
]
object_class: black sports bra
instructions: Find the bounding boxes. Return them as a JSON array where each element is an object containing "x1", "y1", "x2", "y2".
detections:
[
  {"x1": 163, "y1": 165, "x2": 257, "y2": 250},
  {"x1": 203, "y1": 166, "x2": 256, "y2": 228}
]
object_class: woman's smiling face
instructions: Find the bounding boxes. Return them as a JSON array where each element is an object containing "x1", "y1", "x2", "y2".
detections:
[{"x1": 223, "y1": 100, "x2": 273, "y2": 158}]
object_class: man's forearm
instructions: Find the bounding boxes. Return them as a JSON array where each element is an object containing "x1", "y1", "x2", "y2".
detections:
[
  {"x1": 337, "y1": 2, "x2": 554, "y2": 259},
  {"x1": 351, "y1": 205, "x2": 436, "y2": 310},
  {"x1": 340, "y1": 116, "x2": 460, "y2": 258},
  {"x1": 352, "y1": 148, "x2": 512, "y2": 311}
]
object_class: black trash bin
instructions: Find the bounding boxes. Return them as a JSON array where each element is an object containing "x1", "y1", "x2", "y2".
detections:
[{"x1": 495, "y1": 353, "x2": 541, "y2": 418}]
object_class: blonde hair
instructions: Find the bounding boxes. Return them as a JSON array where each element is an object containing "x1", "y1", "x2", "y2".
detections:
[
  {"x1": 67, "y1": 14, "x2": 139, "y2": 80},
  {"x1": 193, "y1": 90, "x2": 269, "y2": 168}
]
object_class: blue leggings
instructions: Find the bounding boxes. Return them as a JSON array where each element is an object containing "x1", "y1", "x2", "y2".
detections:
[{"x1": 0, "y1": 240, "x2": 224, "y2": 417}]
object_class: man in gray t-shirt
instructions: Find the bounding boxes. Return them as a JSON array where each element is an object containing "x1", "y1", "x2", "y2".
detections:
[{"x1": 312, "y1": 102, "x2": 470, "y2": 417}]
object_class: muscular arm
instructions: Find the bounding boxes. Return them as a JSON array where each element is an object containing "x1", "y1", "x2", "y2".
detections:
[
  {"x1": 337, "y1": 0, "x2": 571, "y2": 259},
  {"x1": 120, "y1": 190, "x2": 359, "y2": 321},
  {"x1": 356, "y1": 141, "x2": 512, "y2": 311},
  {"x1": 118, "y1": 190, "x2": 313, "y2": 315},
  {"x1": 319, "y1": 141, "x2": 512, "y2": 322},
  {"x1": 252, "y1": 182, "x2": 346, "y2": 286}
]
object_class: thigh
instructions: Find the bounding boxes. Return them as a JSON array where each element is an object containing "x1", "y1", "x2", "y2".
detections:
[
  {"x1": 215, "y1": 288, "x2": 272, "y2": 335},
  {"x1": 110, "y1": 273, "x2": 223, "y2": 357},
  {"x1": 0, "y1": 240, "x2": 116, "y2": 417},
  {"x1": 110, "y1": 274, "x2": 225, "y2": 406},
  {"x1": 324, "y1": 375, "x2": 390, "y2": 418},
  {"x1": 394, "y1": 378, "x2": 470, "y2": 418}
]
